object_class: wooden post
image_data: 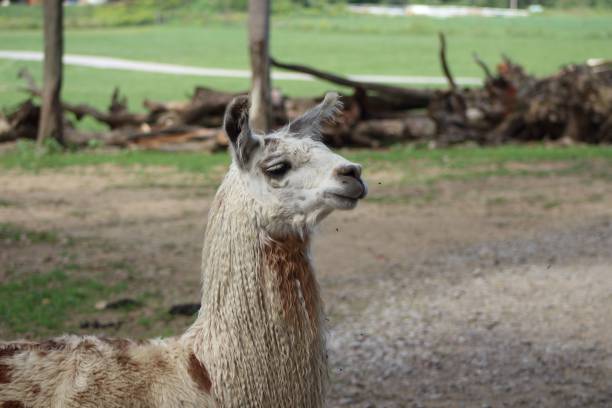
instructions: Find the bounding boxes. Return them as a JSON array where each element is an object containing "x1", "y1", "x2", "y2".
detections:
[
  {"x1": 37, "y1": 0, "x2": 64, "y2": 146},
  {"x1": 248, "y1": 0, "x2": 272, "y2": 133}
]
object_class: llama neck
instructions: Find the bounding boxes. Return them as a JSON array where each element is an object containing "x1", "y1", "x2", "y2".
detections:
[{"x1": 186, "y1": 168, "x2": 327, "y2": 407}]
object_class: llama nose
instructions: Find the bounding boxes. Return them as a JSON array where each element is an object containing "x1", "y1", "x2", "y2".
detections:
[{"x1": 335, "y1": 164, "x2": 362, "y2": 180}]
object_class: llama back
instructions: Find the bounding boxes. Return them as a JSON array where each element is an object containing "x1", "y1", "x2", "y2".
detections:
[{"x1": 0, "y1": 335, "x2": 215, "y2": 407}]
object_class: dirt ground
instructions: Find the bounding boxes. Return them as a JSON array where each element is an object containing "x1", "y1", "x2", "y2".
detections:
[{"x1": 1, "y1": 163, "x2": 611, "y2": 407}]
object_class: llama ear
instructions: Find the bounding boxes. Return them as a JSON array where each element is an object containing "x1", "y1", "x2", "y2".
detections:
[
  {"x1": 287, "y1": 92, "x2": 342, "y2": 138},
  {"x1": 223, "y1": 95, "x2": 260, "y2": 168}
]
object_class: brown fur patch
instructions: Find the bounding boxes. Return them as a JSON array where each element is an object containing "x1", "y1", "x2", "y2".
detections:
[
  {"x1": 30, "y1": 384, "x2": 41, "y2": 395},
  {"x1": 0, "y1": 346, "x2": 20, "y2": 385},
  {"x1": 115, "y1": 352, "x2": 137, "y2": 369},
  {"x1": 2, "y1": 340, "x2": 64, "y2": 360},
  {"x1": 101, "y1": 337, "x2": 131, "y2": 351},
  {"x1": 2, "y1": 402, "x2": 25, "y2": 408},
  {"x1": 0, "y1": 345, "x2": 22, "y2": 359},
  {"x1": 262, "y1": 236, "x2": 320, "y2": 327},
  {"x1": 79, "y1": 340, "x2": 98, "y2": 352},
  {"x1": 187, "y1": 353, "x2": 212, "y2": 393},
  {"x1": 152, "y1": 354, "x2": 168, "y2": 371},
  {"x1": 0, "y1": 363, "x2": 12, "y2": 384},
  {"x1": 39, "y1": 339, "x2": 65, "y2": 351},
  {"x1": 212, "y1": 190, "x2": 225, "y2": 213}
]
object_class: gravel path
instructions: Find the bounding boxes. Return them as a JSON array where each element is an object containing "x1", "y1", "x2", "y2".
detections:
[
  {"x1": 0, "y1": 50, "x2": 482, "y2": 85},
  {"x1": 327, "y1": 219, "x2": 612, "y2": 407}
]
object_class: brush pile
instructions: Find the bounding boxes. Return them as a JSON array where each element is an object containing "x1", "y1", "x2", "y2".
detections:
[
  {"x1": 429, "y1": 54, "x2": 612, "y2": 146},
  {"x1": 1, "y1": 35, "x2": 611, "y2": 151}
]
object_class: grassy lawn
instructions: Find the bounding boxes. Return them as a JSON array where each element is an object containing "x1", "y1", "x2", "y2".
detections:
[
  {"x1": 0, "y1": 264, "x2": 126, "y2": 335},
  {"x1": 0, "y1": 222, "x2": 129, "y2": 336},
  {"x1": 1, "y1": 11, "x2": 611, "y2": 115},
  {"x1": 0, "y1": 219, "x2": 166, "y2": 339},
  {"x1": 3, "y1": 142, "x2": 612, "y2": 185}
]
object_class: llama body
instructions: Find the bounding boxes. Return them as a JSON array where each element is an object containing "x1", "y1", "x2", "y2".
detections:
[{"x1": 0, "y1": 93, "x2": 366, "y2": 407}]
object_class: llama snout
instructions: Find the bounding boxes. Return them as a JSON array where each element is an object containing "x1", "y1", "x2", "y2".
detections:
[{"x1": 334, "y1": 163, "x2": 367, "y2": 199}]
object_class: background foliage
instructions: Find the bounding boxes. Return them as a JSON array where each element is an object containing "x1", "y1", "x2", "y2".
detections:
[
  {"x1": 348, "y1": 0, "x2": 612, "y2": 8},
  {"x1": 1, "y1": 0, "x2": 611, "y2": 30}
]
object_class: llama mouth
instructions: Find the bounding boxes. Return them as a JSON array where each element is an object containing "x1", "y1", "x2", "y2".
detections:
[{"x1": 324, "y1": 192, "x2": 360, "y2": 209}]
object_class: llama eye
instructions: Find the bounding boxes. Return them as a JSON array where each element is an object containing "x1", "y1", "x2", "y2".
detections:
[{"x1": 265, "y1": 162, "x2": 291, "y2": 178}]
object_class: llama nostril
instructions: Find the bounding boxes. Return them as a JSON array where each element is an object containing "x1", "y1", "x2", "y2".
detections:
[{"x1": 335, "y1": 164, "x2": 361, "y2": 180}]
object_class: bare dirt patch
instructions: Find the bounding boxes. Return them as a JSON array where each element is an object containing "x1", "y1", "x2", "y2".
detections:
[{"x1": 1, "y1": 164, "x2": 611, "y2": 407}]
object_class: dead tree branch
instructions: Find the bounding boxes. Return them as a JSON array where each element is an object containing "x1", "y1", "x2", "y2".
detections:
[
  {"x1": 438, "y1": 32, "x2": 457, "y2": 91},
  {"x1": 270, "y1": 56, "x2": 433, "y2": 108},
  {"x1": 472, "y1": 53, "x2": 493, "y2": 82}
]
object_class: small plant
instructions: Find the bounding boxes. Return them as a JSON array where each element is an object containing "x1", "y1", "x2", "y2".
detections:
[
  {"x1": 86, "y1": 138, "x2": 104, "y2": 149},
  {"x1": 137, "y1": 316, "x2": 153, "y2": 328},
  {"x1": 12, "y1": 138, "x2": 65, "y2": 171},
  {"x1": 0, "y1": 223, "x2": 59, "y2": 244},
  {"x1": 0, "y1": 199, "x2": 15, "y2": 207}
]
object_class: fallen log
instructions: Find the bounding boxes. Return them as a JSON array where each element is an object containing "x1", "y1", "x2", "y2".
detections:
[
  {"x1": 66, "y1": 102, "x2": 147, "y2": 129},
  {"x1": 63, "y1": 125, "x2": 226, "y2": 151},
  {"x1": 352, "y1": 115, "x2": 437, "y2": 147},
  {"x1": 0, "y1": 99, "x2": 40, "y2": 142},
  {"x1": 147, "y1": 87, "x2": 245, "y2": 126},
  {"x1": 270, "y1": 56, "x2": 433, "y2": 110},
  {"x1": 19, "y1": 69, "x2": 147, "y2": 129},
  {"x1": 128, "y1": 126, "x2": 225, "y2": 151}
]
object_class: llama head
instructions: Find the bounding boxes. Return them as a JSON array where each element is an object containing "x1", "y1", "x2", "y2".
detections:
[{"x1": 223, "y1": 92, "x2": 367, "y2": 237}]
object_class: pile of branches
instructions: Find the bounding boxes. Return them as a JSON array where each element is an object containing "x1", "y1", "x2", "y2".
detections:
[
  {"x1": 429, "y1": 37, "x2": 612, "y2": 146},
  {"x1": 1, "y1": 35, "x2": 611, "y2": 151},
  {"x1": 0, "y1": 70, "x2": 237, "y2": 151}
]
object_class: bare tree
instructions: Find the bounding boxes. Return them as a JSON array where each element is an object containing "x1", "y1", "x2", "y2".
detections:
[
  {"x1": 37, "y1": 0, "x2": 64, "y2": 146},
  {"x1": 248, "y1": 0, "x2": 272, "y2": 132}
]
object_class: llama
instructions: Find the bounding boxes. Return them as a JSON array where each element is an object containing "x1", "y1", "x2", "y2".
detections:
[{"x1": 0, "y1": 92, "x2": 367, "y2": 407}]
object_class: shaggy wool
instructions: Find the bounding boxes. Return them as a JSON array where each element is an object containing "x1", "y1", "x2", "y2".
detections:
[{"x1": 184, "y1": 166, "x2": 327, "y2": 407}]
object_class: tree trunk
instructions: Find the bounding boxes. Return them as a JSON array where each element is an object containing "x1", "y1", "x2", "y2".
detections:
[
  {"x1": 37, "y1": 0, "x2": 64, "y2": 146},
  {"x1": 248, "y1": 0, "x2": 272, "y2": 133}
]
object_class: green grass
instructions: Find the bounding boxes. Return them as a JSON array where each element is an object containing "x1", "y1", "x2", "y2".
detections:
[
  {"x1": 2, "y1": 140, "x2": 230, "y2": 173},
  {"x1": 1, "y1": 11, "x2": 611, "y2": 118},
  {"x1": 347, "y1": 143, "x2": 612, "y2": 168},
  {"x1": 0, "y1": 222, "x2": 59, "y2": 244},
  {"x1": 350, "y1": 144, "x2": 612, "y2": 188},
  {"x1": 0, "y1": 198, "x2": 16, "y2": 207},
  {"x1": 0, "y1": 266, "x2": 126, "y2": 334},
  {"x1": 8, "y1": 14, "x2": 611, "y2": 74},
  {"x1": 2, "y1": 143, "x2": 612, "y2": 185}
]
